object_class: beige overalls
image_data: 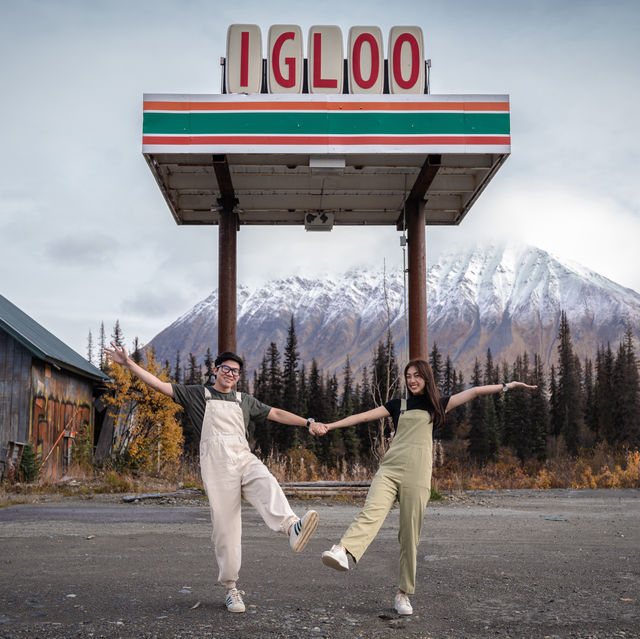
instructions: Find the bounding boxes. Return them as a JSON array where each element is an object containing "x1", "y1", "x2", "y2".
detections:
[
  {"x1": 340, "y1": 400, "x2": 433, "y2": 594},
  {"x1": 200, "y1": 389, "x2": 297, "y2": 589}
]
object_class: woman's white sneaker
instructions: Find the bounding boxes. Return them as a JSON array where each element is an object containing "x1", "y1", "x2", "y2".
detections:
[
  {"x1": 394, "y1": 592, "x2": 413, "y2": 615},
  {"x1": 321, "y1": 544, "x2": 349, "y2": 571},
  {"x1": 225, "y1": 588, "x2": 245, "y2": 613}
]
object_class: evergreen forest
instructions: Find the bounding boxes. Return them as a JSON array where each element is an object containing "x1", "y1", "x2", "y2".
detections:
[{"x1": 95, "y1": 311, "x2": 640, "y2": 482}]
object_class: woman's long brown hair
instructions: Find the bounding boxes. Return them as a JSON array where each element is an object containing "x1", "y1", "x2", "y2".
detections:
[{"x1": 404, "y1": 359, "x2": 445, "y2": 429}]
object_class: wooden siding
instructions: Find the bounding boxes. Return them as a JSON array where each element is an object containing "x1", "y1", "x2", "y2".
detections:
[
  {"x1": 30, "y1": 362, "x2": 93, "y2": 479},
  {"x1": 0, "y1": 330, "x2": 32, "y2": 449}
]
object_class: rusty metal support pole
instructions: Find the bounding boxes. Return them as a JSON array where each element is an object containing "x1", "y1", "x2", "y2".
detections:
[
  {"x1": 406, "y1": 199, "x2": 428, "y2": 361},
  {"x1": 218, "y1": 205, "x2": 237, "y2": 354}
]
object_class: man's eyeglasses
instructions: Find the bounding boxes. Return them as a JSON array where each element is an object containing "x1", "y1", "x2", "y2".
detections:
[{"x1": 218, "y1": 364, "x2": 241, "y2": 378}]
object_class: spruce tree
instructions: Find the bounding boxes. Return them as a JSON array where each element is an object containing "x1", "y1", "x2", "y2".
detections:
[
  {"x1": 501, "y1": 361, "x2": 519, "y2": 449},
  {"x1": 468, "y1": 359, "x2": 489, "y2": 462},
  {"x1": 482, "y1": 395, "x2": 500, "y2": 460},
  {"x1": 267, "y1": 342, "x2": 283, "y2": 407},
  {"x1": 620, "y1": 324, "x2": 640, "y2": 447},
  {"x1": 583, "y1": 358, "x2": 598, "y2": 436},
  {"x1": 131, "y1": 337, "x2": 142, "y2": 364},
  {"x1": 173, "y1": 350, "x2": 182, "y2": 384},
  {"x1": 323, "y1": 374, "x2": 342, "y2": 467},
  {"x1": 340, "y1": 356, "x2": 354, "y2": 418},
  {"x1": 204, "y1": 348, "x2": 214, "y2": 385},
  {"x1": 429, "y1": 343, "x2": 442, "y2": 392},
  {"x1": 528, "y1": 353, "x2": 549, "y2": 460},
  {"x1": 281, "y1": 317, "x2": 300, "y2": 449},
  {"x1": 555, "y1": 311, "x2": 583, "y2": 453},
  {"x1": 298, "y1": 364, "x2": 308, "y2": 418},
  {"x1": 252, "y1": 352, "x2": 272, "y2": 455},
  {"x1": 484, "y1": 348, "x2": 503, "y2": 441},
  {"x1": 340, "y1": 357, "x2": 359, "y2": 460},
  {"x1": 596, "y1": 344, "x2": 615, "y2": 443},
  {"x1": 186, "y1": 353, "x2": 202, "y2": 384},
  {"x1": 99, "y1": 322, "x2": 106, "y2": 371},
  {"x1": 357, "y1": 366, "x2": 374, "y2": 457},
  {"x1": 305, "y1": 360, "x2": 324, "y2": 460},
  {"x1": 282, "y1": 316, "x2": 300, "y2": 415},
  {"x1": 111, "y1": 320, "x2": 125, "y2": 348},
  {"x1": 352, "y1": 382, "x2": 362, "y2": 416},
  {"x1": 549, "y1": 365, "x2": 560, "y2": 437},
  {"x1": 265, "y1": 342, "x2": 286, "y2": 452},
  {"x1": 449, "y1": 369, "x2": 467, "y2": 437},
  {"x1": 611, "y1": 326, "x2": 640, "y2": 447},
  {"x1": 442, "y1": 356, "x2": 453, "y2": 397},
  {"x1": 87, "y1": 330, "x2": 94, "y2": 365},
  {"x1": 236, "y1": 355, "x2": 250, "y2": 394}
]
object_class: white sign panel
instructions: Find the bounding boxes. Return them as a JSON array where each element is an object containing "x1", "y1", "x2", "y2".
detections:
[
  {"x1": 268, "y1": 25, "x2": 303, "y2": 94},
  {"x1": 347, "y1": 26, "x2": 384, "y2": 94},
  {"x1": 308, "y1": 26, "x2": 343, "y2": 94},
  {"x1": 388, "y1": 26, "x2": 424, "y2": 94},
  {"x1": 226, "y1": 24, "x2": 262, "y2": 94},
  {"x1": 225, "y1": 24, "x2": 427, "y2": 95}
]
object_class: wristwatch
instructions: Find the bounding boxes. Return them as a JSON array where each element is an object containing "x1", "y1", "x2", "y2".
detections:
[
  {"x1": 306, "y1": 418, "x2": 315, "y2": 429},
  {"x1": 502, "y1": 382, "x2": 508, "y2": 392}
]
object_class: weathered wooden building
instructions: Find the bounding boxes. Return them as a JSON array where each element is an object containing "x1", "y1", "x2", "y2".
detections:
[{"x1": 0, "y1": 294, "x2": 109, "y2": 480}]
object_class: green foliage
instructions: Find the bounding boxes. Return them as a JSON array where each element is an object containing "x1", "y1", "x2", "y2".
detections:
[{"x1": 18, "y1": 443, "x2": 40, "y2": 483}]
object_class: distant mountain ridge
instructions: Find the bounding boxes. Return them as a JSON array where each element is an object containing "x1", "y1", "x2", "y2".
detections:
[{"x1": 149, "y1": 243, "x2": 640, "y2": 378}]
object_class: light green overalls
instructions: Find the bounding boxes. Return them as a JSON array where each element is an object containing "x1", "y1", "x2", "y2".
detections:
[{"x1": 340, "y1": 399, "x2": 433, "y2": 594}]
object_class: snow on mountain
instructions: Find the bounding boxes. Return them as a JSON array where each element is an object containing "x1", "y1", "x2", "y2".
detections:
[{"x1": 149, "y1": 243, "x2": 640, "y2": 379}]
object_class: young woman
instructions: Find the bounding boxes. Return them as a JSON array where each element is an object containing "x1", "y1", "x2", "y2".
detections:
[{"x1": 320, "y1": 359, "x2": 536, "y2": 616}]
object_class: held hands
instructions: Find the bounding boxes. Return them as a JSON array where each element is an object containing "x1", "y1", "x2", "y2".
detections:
[
  {"x1": 309, "y1": 422, "x2": 328, "y2": 436},
  {"x1": 103, "y1": 342, "x2": 129, "y2": 367}
]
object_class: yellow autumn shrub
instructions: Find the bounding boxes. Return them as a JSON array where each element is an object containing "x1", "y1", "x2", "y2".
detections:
[{"x1": 105, "y1": 350, "x2": 183, "y2": 475}]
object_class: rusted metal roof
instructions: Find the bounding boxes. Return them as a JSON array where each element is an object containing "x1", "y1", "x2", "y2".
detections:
[{"x1": 0, "y1": 294, "x2": 109, "y2": 383}]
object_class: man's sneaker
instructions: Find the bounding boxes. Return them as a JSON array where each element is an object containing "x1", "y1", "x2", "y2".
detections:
[
  {"x1": 225, "y1": 588, "x2": 245, "y2": 613},
  {"x1": 394, "y1": 592, "x2": 413, "y2": 616},
  {"x1": 321, "y1": 544, "x2": 349, "y2": 571},
  {"x1": 289, "y1": 510, "x2": 319, "y2": 552}
]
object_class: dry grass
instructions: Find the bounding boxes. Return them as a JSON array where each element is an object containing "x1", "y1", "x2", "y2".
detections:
[
  {"x1": 432, "y1": 442, "x2": 640, "y2": 492},
  {"x1": 2, "y1": 442, "x2": 637, "y2": 504},
  {"x1": 264, "y1": 448, "x2": 373, "y2": 482}
]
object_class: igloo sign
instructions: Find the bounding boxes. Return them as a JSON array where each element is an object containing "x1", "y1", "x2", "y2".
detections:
[{"x1": 225, "y1": 25, "x2": 426, "y2": 95}]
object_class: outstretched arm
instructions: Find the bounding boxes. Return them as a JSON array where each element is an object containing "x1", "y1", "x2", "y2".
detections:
[
  {"x1": 326, "y1": 406, "x2": 390, "y2": 431},
  {"x1": 446, "y1": 381, "x2": 536, "y2": 413},
  {"x1": 267, "y1": 408, "x2": 328, "y2": 435},
  {"x1": 104, "y1": 343, "x2": 174, "y2": 398}
]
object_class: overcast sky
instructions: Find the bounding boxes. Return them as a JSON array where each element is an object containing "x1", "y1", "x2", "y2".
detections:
[{"x1": 1, "y1": 0, "x2": 639, "y2": 358}]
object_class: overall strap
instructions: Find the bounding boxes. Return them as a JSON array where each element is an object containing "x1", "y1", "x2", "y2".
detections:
[
  {"x1": 236, "y1": 392, "x2": 242, "y2": 404},
  {"x1": 400, "y1": 398, "x2": 407, "y2": 414}
]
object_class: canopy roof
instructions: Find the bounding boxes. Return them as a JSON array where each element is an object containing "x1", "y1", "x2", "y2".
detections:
[{"x1": 142, "y1": 94, "x2": 510, "y2": 228}]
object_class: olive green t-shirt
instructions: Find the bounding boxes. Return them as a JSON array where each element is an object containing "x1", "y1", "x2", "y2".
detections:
[{"x1": 171, "y1": 384, "x2": 271, "y2": 439}]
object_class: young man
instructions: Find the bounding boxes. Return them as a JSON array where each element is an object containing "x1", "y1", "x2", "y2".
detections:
[{"x1": 105, "y1": 344, "x2": 326, "y2": 613}]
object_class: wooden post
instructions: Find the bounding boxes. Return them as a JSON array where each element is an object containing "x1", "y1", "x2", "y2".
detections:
[
  {"x1": 218, "y1": 205, "x2": 237, "y2": 353},
  {"x1": 406, "y1": 199, "x2": 427, "y2": 361}
]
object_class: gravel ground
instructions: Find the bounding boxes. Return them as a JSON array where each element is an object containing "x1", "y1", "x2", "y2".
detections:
[{"x1": 0, "y1": 488, "x2": 638, "y2": 638}]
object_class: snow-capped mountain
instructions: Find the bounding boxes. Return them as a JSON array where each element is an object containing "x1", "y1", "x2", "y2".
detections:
[{"x1": 149, "y1": 243, "x2": 640, "y2": 378}]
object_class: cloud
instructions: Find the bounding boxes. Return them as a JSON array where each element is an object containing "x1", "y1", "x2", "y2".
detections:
[
  {"x1": 123, "y1": 289, "x2": 195, "y2": 319},
  {"x1": 427, "y1": 183, "x2": 640, "y2": 294},
  {"x1": 45, "y1": 235, "x2": 121, "y2": 267}
]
